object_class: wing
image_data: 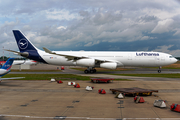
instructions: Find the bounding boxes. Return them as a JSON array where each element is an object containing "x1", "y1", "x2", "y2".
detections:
[
  {"x1": 0, "y1": 77, "x2": 25, "y2": 81},
  {"x1": 43, "y1": 47, "x2": 88, "y2": 61},
  {"x1": 42, "y1": 47, "x2": 122, "y2": 64}
]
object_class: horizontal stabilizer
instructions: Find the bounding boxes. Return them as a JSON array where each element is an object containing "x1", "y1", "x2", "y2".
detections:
[
  {"x1": 4, "y1": 49, "x2": 29, "y2": 57},
  {"x1": 0, "y1": 77, "x2": 25, "y2": 81}
]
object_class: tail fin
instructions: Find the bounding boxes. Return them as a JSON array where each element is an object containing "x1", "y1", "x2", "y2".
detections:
[
  {"x1": 1, "y1": 58, "x2": 15, "y2": 70},
  {"x1": 13, "y1": 30, "x2": 38, "y2": 52}
]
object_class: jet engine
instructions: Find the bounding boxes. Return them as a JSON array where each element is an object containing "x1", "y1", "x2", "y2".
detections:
[
  {"x1": 100, "y1": 62, "x2": 117, "y2": 69},
  {"x1": 76, "y1": 59, "x2": 95, "y2": 67}
]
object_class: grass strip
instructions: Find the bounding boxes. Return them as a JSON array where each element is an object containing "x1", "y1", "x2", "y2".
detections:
[
  {"x1": 2, "y1": 74, "x2": 132, "y2": 81},
  {"x1": 11, "y1": 70, "x2": 62, "y2": 72},
  {"x1": 2, "y1": 74, "x2": 90, "y2": 80},
  {"x1": 112, "y1": 73, "x2": 180, "y2": 78}
]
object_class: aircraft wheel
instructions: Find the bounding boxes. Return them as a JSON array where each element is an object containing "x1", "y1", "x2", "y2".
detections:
[
  {"x1": 90, "y1": 70, "x2": 94, "y2": 74},
  {"x1": 158, "y1": 70, "x2": 161, "y2": 73},
  {"x1": 84, "y1": 70, "x2": 89, "y2": 74}
]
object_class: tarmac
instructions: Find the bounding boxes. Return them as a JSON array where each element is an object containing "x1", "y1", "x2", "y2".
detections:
[{"x1": 1, "y1": 65, "x2": 180, "y2": 120}]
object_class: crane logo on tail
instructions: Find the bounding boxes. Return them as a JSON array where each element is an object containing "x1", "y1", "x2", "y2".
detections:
[{"x1": 18, "y1": 39, "x2": 28, "y2": 49}]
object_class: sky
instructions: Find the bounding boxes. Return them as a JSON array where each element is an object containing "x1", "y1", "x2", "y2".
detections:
[{"x1": 1, "y1": 0, "x2": 180, "y2": 57}]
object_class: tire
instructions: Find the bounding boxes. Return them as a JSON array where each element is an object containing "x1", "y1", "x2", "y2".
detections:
[
  {"x1": 90, "y1": 70, "x2": 94, "y2": 74},
  {"x1": 84, "y1": 70, "x2": 89, "y2": 74},
  {"x1": 158, "y1": 70, "x2": 161, "y2": 73}
]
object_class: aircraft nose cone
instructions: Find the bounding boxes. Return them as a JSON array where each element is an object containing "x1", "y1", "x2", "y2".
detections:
[
  {"x1": 169, "y1": 57, "x2": 178, "y2": 64},
  {"x1": 174, "y1": 58, "x2": 178, "y2": 63}
]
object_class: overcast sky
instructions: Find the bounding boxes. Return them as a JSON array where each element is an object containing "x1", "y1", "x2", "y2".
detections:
[{"x1": 1, "y1": 0, "x2": 180, "y2": 57}]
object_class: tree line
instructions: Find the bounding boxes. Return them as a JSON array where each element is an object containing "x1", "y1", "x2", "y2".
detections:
[{"x1": 0, "y1": 56, "x2": 27, "y2": 61}]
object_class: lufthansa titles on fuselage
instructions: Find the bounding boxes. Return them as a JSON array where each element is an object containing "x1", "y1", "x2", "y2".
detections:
[{"x1": 136, "y1": 52, "x2": 159, "y2": 56}]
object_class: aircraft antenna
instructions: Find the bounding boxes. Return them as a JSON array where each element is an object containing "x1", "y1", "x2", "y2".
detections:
[{"x1": 3, "y1": 46, "x2": 4, "y2": 62}]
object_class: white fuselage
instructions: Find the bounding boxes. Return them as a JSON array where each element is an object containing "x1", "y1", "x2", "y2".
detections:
[
  {"x1": 13, "y1": 60, "x2": 37, "y2": 65},
  {"x1": 37, "y1": 50, "x2": 177, "y2": 67}
]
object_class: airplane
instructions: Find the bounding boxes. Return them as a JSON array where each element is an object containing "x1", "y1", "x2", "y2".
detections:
[
  {"x1": 5, "y1": 30, "x2": 178, "y2": 74},
  {"x1": 12, "y1": 60, "x2": 37, "y2": 65},
  {"x1": 0, "y1": 58, "x2": 24, "y2": 82},
  {"x1": 0, "y1": 60, "x2": 37, "y2": 65}
]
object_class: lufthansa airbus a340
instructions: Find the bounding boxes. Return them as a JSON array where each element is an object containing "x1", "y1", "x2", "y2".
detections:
[{"x1": 6, "y1": 30, "x2": 177, "y2": 73}]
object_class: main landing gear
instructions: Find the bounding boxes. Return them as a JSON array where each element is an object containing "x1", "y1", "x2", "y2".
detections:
[
  {"x1": 84, "y1": 67, "x2": 96, "y2": 74},
  {"x1": 158, "y1": 66, "x2": 161, "y2": 73}
]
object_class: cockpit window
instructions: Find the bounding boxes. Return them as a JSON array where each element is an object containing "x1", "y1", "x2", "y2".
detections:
[{"x1": 169, "y1": 56, "x2": 173, "y2": 58}]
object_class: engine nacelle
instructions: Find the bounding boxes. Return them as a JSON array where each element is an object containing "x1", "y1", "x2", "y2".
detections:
[
  {"x1": 100, "y1": 62, "x2": 117, "y2": 69},
  {"x1": 76, "y1": 59, "x2": 95, "y2": 67}
]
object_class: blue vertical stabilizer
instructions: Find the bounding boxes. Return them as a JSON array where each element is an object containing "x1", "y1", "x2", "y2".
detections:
[
  {"x1": 13, "y1": 30, "x2": 37, "y2": 52},
  {"x1": 1, "y1": 58, "x2": 15, "y2": 70}
]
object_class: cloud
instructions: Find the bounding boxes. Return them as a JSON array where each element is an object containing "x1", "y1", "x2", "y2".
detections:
[
  {"x1": 173, "y1": 29, "x2": 180, "y2": 36},
  {"x1": 0, "y1": 0, "x2": 180, "y2": 57},
  {"x1": 154, "y1": 45, "x2": 180, "y2": 57},
  {"x1": 84, "y1": 40, "x2": 100, "y2": 47},
  {"x1": 46, "y1": 9, "x2": 81, "y2": 21},
  {"x1": 57, "y1": 26, "x2": 67, "y2": 30},
  {"x1": 140, "y1": 36, "x2": 149, "y2": 40},
  {"x1": 151, "y1": 19, "x2": 174, "y2": 34}
]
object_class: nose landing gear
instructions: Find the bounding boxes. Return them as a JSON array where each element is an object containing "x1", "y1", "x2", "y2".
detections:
[{"x1": 158, "y1": 66, "x2": 161, "y2": 73}]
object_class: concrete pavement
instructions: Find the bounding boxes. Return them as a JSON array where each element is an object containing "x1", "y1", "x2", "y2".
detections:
[
  {"x1": 2, "y1": 64, "x2": 180, "y2": 120},
  {"x1": 1, "y1": 80, "x2": 180, "y2": 120}
]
